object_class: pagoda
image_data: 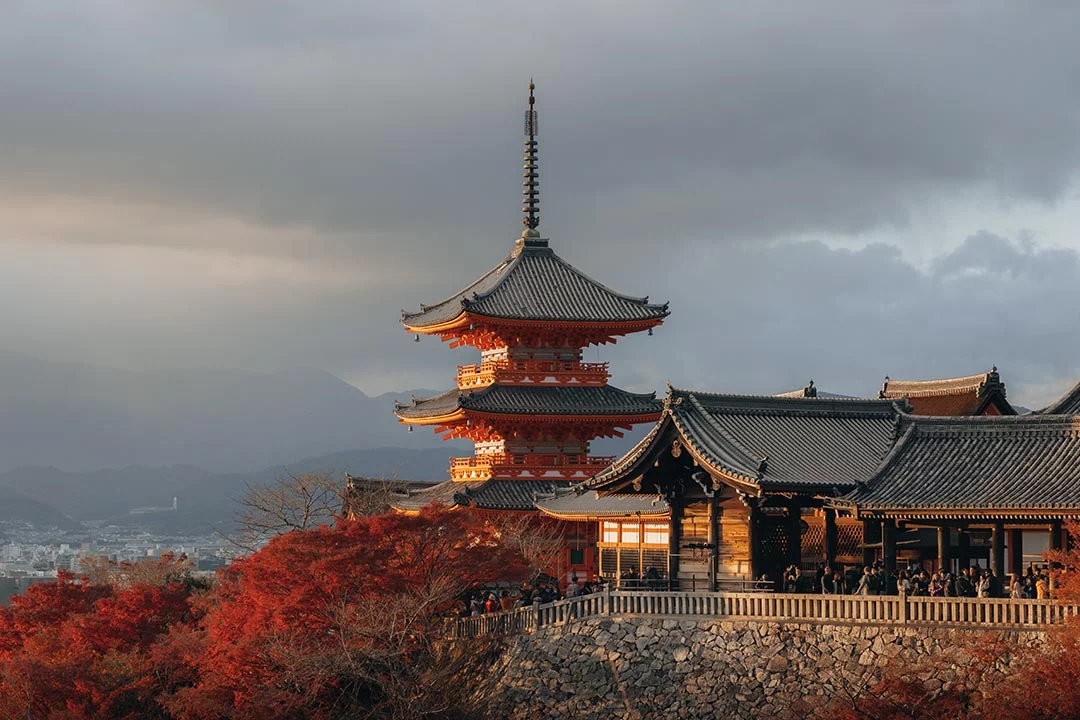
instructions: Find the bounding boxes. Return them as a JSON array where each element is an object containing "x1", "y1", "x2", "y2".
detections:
[{"x1": 393, "y1": 82, "x2": 668, "y2": 514}]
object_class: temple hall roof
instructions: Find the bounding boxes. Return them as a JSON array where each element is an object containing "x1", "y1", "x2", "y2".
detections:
[
  {"x1": 389, "y1": 478, "x2": 574, "y2": 513},
  {"x1": 1040, "y1": 378, "x2": 1080, "y2": 415},
  {"x1": 877, "y1": 368, "x2": 1015, "y2": 416},
  {"x1": 837, "y1": 414, "x2": 1080, "y2": 517},
  {"x1": 587, "y1": 388, "x2": 907, "y2": 495},
  {"x1": 535, "y1": 491, "x2": 670, "y2": 519},
  {"x1": 395, "y1": 384, "x2": 663, "y2": 421},
  {"x1": 401, "y1": 240, "x2": 670, "y2": 329}
]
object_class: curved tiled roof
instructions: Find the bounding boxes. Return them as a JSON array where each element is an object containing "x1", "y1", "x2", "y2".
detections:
[
  {"x1": 535, "y1": 491, "x2": 670, "y2": 519},
  {"x1": 1040, "y1": 379, "x2": 1080, "y2": 415},
  {"x1": 587, "y1": 388, "x2": 905, "y2": 493},
  {"x1": 840, "y1": 415, "x2": 1080, "y2": 515},
  {"x1": 401, "y1": 240, "x2": 669, "y2": 328},
  {"x1": 878, "y1": 369, "x2": 1014, "y2": 416},
  {"x1": 389, "y1": 480, "x2": 485, "y2": 512},
  {"x1": 395, "y1": 384, "x2": 662, "y2": 421},
  {"x1": 389, "y1": 478, "x2": 573, "y2": 512}
]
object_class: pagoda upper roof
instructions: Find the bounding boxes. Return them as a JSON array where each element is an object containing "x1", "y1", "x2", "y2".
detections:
[
  {"x1": 1039, "y1": 378, "x2": 1080, "y2": 415},
  {"x1": 402, "y1": 238, "x2": 669, "y2": 330},
  {"x1": 877, "y1": 368, "x2": 1015, "y2": 416},
  {"x1": 835, "y1": 414, "x2": 1080, "y2": 518},
  {"x1": 586, "y1": 387, "x2": 907, "y2": 495},
  {"x1": 395, "y1": 383, "x2": 662, "y2": 421}
]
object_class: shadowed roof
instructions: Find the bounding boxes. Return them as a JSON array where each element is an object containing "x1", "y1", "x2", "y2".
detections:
[
  {"x1": 587, "y1": 388, "x2": 906, "y2": 494},
  {"x1": 390, "y1": 478, "x2": 573, "y2": 512},
  {"x1": 401, "y1": 240, "x2": 669, "y2": 328},
  {"x1": 838, "y1": 414, "x2": 1080, "y2": 516},
  {"x1": 1040, "y1": 379, "x2": 1080, "y2": 415},
  {"x1": 395, "y1": 384, "x2": 662, "y2": 421}
]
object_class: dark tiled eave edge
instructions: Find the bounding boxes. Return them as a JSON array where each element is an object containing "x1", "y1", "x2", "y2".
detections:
[
  {"x1": 1040, "y1": 378, "x2": 1080, "y2": 415},
  {"x1": 395, "y1": 384, "x2": 663, "y2": 421},
  {"x1": 585, "y1": 387, "x2": 905, "y2": 494},
  {"x1": 401, "y1": 242, "x2": 669, "y2": 328},
  {"x1": 833, "y1": 414, "x2": 1080, "y2": 517}
]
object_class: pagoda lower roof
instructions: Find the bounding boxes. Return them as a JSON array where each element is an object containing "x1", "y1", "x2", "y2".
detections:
[
  {"x1": 835, "y1": 414, "x2": 1080, "y2": 518},
  {"x1": 586, "y1": 388, "x2": 907, "y2": 494},
  {"x1": 401, "y1": 238, "x2": 669, "y2": 330},
  {"x1": 394, "y1": 383, "x2": 662, "y2": 421},
  {"x1": 390, "y1": 478, "x2": 574, "y2": 513}
]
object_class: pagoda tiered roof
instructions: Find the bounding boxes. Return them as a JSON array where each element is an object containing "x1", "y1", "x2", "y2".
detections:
[
  {"x1": 1039, "y1": 378, "x2": 1080, "y2": 415},
  {"x1": 585, "y1": 388, "x2": 907, "y2": 496},
  {"x1": 394, "y1": 384, "x2": 663, "y2": 423},
  {"x1": 401, "y1": 239, "x2": 669, "y2": 332},
  {"x1": 877, "y1": 368, "x2": 1015, "y2": 416},
  {"x1": 835, "y1": 414, "x2": 1080, "y2": 519}
]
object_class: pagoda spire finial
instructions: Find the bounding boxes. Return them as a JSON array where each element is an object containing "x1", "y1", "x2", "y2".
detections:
[{"x1": 521, "y1": 80, "x2": 540, "y2": 238}]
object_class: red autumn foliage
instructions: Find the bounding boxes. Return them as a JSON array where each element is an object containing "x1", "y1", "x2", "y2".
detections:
[
  {"x1": 981, "y1": 521, "x2": 1080, "y2": 720},
  {"x1": 165, "y1": 506, "x2": 528, "y2": 719},
  {"x1": 0, "y1": 509, "x2": 527, "y2": 719},
  {"x1": 0, "y1": 556, "x2": 203, "y2": 719}
]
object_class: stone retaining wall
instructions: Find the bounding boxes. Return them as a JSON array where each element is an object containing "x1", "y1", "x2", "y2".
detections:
[{"x1": 475, "y1": 618, "x2": 1046, "y2": 719}]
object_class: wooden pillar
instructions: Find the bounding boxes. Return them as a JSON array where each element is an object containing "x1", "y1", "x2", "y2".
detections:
[
  {"x1": 787, "y1": 498, "x2": 802, "y2": 570},
  {"x1": 937, "y1": 527, "x2": 951, "y2": 572},
  {"x1": 1009, "y1": 529, "x2": 1023, "y2": 576},
  {"x1": 667, "y1": 494, "x2": 682, "y2": 590},
  {"x1": 708, "y1": 491, "x2": 720, "y2": 591},
  {"x1": 824, "y1": 508, "x2": 838, "y2": 569},
  {"x1": 1050, "y1": 521, "x2": 1064, "y2": 552},
  {"x1": 882, "y1": 519, "x2": 897, "y2": 574},
  {"x1": 862, "y1": 519, "x2": 879, "y2": 567},
  {"x1": 992, "y1": 522, "x2": 1006, "y2": 579},
  {"x1": 747, "y1": 501, "x2": 762, "y2": 582},
  {"x1": 957, "y1": 529, "x2": 971, "y2": 571}
]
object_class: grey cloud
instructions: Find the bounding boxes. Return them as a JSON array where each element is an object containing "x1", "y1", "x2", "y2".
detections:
[{"x1": 4, "y1": 2, "x2": 1080, "y2": 265}]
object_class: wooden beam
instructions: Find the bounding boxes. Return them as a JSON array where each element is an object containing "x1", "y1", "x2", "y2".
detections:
[
  {"x1": 938, "y1": 527, "x2": 951, "y2": 573},
  {"x1": 882, "y1": 519, "x2": 897, "y2": 574},
  {"x1": 992, "y1": 522, "x2": 1005, "y2": 579},
  {"x1": 824, "y1": 508, "x2": 838, "y2": 569}
]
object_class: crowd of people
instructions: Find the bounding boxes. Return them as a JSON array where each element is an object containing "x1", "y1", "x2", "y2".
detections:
[
  {"x1": 784, "y1": 561, "x2": 1055, "y2": 599},
  {"x1": 460, "y1": 574, "x2": 605, "y2": 617}
]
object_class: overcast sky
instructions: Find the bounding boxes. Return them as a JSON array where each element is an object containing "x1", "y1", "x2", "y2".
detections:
[{"x1": 4, "y1": 1, "x2": 1080, "y2": 408}]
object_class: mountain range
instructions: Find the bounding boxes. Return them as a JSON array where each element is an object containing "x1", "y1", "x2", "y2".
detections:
[
  {"x1": 0, "y1": 351, "x2": 455, "y2": 473},
  {"x1": 0, "y1": 446, "x2": 457, "y2": 533}
]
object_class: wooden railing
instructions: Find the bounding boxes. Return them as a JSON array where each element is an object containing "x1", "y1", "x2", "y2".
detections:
[
  {"x1": 450, "y1": 590, "x2": 1080, "y2": 639},
  {"x1": 456, "y1": 360, "x2": 610, "y2": 388}
]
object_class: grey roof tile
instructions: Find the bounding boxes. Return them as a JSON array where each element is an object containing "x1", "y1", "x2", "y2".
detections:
[
  {"x1": 1040, "y1": 379, "x2": 1080, "y2": 415},
  {"x1": 588, "y1": 388, "x2": 905, "y2": 492},
  {"x1": 389, "y1": 478, "x2": 574, "y2": 512},
  {"x1": 535, "y1": 492, "x2": 670, "y2": 518},
  {"x1": 395, "y1": 384, "x2": 662, "y2": 420},
  {"x1": 402, "y1": 242, "x2": 669, "y2": 327},
  {"x1": 841, "y1": 415, "x2": 1080, "y2": 513}
]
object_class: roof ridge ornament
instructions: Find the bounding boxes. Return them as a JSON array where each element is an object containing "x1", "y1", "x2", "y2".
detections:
[{"x1": 519, "y1": 80, "x2": 544, "y2": 246}]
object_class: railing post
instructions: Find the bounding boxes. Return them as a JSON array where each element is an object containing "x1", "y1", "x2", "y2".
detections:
[
  {"x1": 535, "y1": 602, "x2": 543, "y2": 630},
  {"x1": 899, "y1": 588, "x2": 907, "y2": 625},
  {"x1": 604, "y1": 585, "x2": 612, "y2": 616}
]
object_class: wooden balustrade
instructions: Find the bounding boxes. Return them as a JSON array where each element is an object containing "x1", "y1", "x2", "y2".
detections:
[
  {"x1": 449, "y1": 453, "x2": 616, "y2": 480},
  {"x1": 450, "y1": 590, "x2": 1080, "y2": 640},
  {"x1": 456, "y1": 360, "x2": 610, "y2": 388}
]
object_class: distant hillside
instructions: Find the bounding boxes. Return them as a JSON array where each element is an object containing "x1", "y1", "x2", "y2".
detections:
[
  {"x1": 0, "y1": 486, "x2": 81, "y2": 531},
  {"x1": 0, "y1": 446, "x2": 455, "y2": 533},
  {"x1": 0, "y1": 351, "x2": 452, "y2": 473}
]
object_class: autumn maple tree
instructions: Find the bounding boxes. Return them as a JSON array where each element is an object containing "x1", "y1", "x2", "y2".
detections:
[{"x1": 165, "y1": 506, "x2": 528, "y2": 719}]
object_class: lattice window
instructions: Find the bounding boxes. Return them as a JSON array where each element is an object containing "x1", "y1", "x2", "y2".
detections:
[
  {"x1": 836, "y1": 522, "x2": 864, "y2": 561},
  {"x1": 600, "y1": 547, "x2": 617, "y2": 575},
  {"x1": 759, "y1": 518, "x2": 789, "y2": 566},
  {"x1": 642, "y1": 548, "x2": 667, "y2": 571},
  {"x1": 802, "y1": 520, "x2": 825, "y2": 561}
]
